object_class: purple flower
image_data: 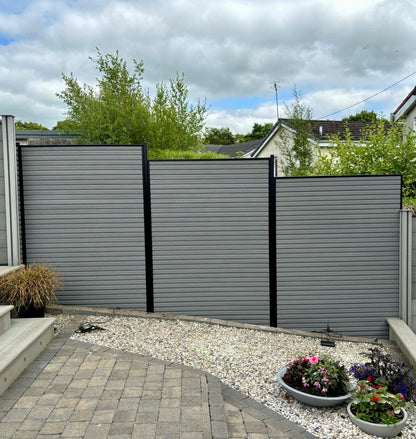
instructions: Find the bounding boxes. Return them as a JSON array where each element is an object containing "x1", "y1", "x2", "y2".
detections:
[{"x1": 314, "y1": 382, "x2": 320, "y2": 388}]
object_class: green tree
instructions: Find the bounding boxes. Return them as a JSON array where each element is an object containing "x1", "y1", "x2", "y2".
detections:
[
  {"x1": 244, "y1": 122, "x2": 273, "y2": 141},
  {"x1": 203, "y1": 127, "x2": 235, "y2": 145},
  {"x1": 15, "y1": 120, "x2": 48, "y2": 130},
  {"x1": 342, "y1": 110, "x2": 387, "y2": 123},
  {"x1": 52, "y1": 120, "x2": 78, "y2": 132},
  {"x1": 281, "y1": 87, "x2": 314, "y2": 176},
  {"x1": 57, "y1": 49, "x2": 210, "y2": 158},
  {"x1": 315, "y1": 120, "x2": 416, "y2": 199}
]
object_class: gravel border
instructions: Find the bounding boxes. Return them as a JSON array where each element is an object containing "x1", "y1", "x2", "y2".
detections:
[{"x1": 47, "y1": 312, "x2": 416, "y2": 439}]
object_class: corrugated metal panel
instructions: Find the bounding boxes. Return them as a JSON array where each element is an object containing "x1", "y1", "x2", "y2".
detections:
[
  {"x1": 21, "y1": 145, "x2": 146, "y2": 309},
  {"x1": 150, "y1": 160, "x2": 270, "y2": 325},
  {"x1": 276, "y1": 176, "x2": 401, "y2": 338}
]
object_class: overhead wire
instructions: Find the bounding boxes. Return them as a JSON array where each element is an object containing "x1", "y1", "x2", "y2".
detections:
[{"x1": 316, "y1": 70, "x2": 416, "y2": 120}]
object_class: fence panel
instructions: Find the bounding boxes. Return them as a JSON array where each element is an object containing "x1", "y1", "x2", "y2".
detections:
[
  {"x1": 412, "y1": 216, "x2": 416, "y2": 331},
  {"x1": 150, "y1": 160, "x2": 270, "y2": 325},
  {"x1": 20, "y1": 145, "x2": 147, "y2": 309},
  {"x1": 276, "y1": 176, "x2": 401, "y2": 338}
]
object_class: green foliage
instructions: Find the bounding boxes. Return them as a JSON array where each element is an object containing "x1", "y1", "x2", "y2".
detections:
[
  {"x1": 15, "y1": 120, "x2": 48, "y2": 130},
  {"x1": 203, "y1": 127, "x2": 235, "y2": 145},
  {"x1": 244, "y1": 122, "x2": 273, "y2": 141},
  {"x1": 342, "y1": 110, "x2": 388, "y2": 123},
  {"x1": 282, "y1": 87, "x2": 314, "y2": 176},
  {"x1": 148, "y1": 149, "x2": 228, "y2": 159},
  {"x1": 57, "y1": 49, "x2": 209, "y2": 158},
  {"x1": 315, "y1": 120, "x2": 416, "y2": 199},
  {"x1": 52, "y1": 120, "x2": 78, "y2": 132},
  {"x1": 0, "y1": 264, "x2": 63, "y2": 313}
]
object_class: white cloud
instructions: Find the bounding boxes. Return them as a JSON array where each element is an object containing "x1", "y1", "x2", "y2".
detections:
[{"x1": 0, "y1": 0, "x2": 414, "y2": 129}]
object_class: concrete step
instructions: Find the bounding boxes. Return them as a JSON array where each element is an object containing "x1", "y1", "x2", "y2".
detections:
[
  {"x1": 0, "y1": 305, "x2": 14, "y2": 335},
  {"x1": 0, "y1": 317, "x2": 55, "y2": 396}
]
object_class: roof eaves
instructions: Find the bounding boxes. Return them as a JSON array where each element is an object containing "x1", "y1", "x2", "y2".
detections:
[{"x1": 251, "y1": 121, "x2": 279, "y2": 157}]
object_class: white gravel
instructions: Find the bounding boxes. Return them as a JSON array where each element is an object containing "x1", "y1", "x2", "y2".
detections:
[{"x1": 63, "y1": 314, "x2": 416, "y2": 439}]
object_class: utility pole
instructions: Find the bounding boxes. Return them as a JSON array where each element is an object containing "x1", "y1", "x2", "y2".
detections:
[{"x1": 273, "y1": 81, "x2": 280, "y2": 121}]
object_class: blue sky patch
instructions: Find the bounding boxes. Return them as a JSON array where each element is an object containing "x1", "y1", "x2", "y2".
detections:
[
  {"x1": 211, "y1": 96, "x2": 268, "y2": 110},
  {"x1": 0, "y1": 35, "x2": 14, "y2": 46}
]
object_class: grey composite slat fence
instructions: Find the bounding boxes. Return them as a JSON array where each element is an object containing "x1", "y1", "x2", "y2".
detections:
[
  {"x1": 275, "y1": 176, "x2": 401, "y2": 338},
  {"x1": 413, "y1": 216, "x2": 416, "y2": 327},
  {"x1": 150, "y1": 160, "x2": 270, "y2": 325},
  {"x1": 0, "y1": 135, "x2": 7, "y2": 264},
  {"x1": 21, "y1": 145, "x2": 147, "y2": 309}
]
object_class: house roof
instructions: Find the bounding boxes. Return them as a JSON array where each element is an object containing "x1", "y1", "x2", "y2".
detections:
[
  {"x1": 205, "y1": 138, "x2": 263, "y2": 158},
  {"x1": 392, "y1": 86, "x2": 416, "y2": 121},
  {"x1": 251, "y1": 118, "x2": 377, "y2": 157}
]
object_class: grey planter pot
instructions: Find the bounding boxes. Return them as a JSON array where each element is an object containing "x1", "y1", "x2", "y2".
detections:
[
  {"x1": 277, "y1": 368, "x2": 353, "y2": 407},
  {"x1": 347, "y1": 402, "x2": 407, "y2": 438}
]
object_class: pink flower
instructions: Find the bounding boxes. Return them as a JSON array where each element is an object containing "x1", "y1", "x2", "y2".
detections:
[
  {"x1": 322, "y1": 388, "x2": 328, "y2": 394},
  {"x1": 314, "y1": 382, "x2": 320, "y2": 388},
  {"x1": 309, "y1": 357, "x2": 319, "y2": 365},
  {"x1": 301, "y1": 357, "x2": 309, "y2": 363},
  {"x1": 303, "y1": 383, "x2": 309, "y2": 387},
  {"x1": 388, "y1": 412, "x2": 393, "y2": 416},
  {"x1": 321, "y1": 378, "x2": 329, "y2": 383}
]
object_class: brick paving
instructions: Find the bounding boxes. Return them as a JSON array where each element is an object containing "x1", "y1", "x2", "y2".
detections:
[{"x1": 0, "y1": 316, "x2": 317, "y2": 438}]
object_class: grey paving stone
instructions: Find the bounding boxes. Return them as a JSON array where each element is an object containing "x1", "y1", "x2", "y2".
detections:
[
  {"x1": 39, "y1": 421, "x2": 66, "y2": 434},
  {"x1": 181, "y1": 405, "x2": 202, "y2": 420},
  {"x1": 84, "y1": 423, "x2": 111, "y2": 438},
  {"x1": 15, "y1": 418, "x2": 44, "y2": 431},
  {"x1": 61, "y1": 421, "x2": 89, "y2": 437},
  {"x1": 12, "y1": 431, "x2": 38, "y2": 439},
  {"x1": 0, "y1": 422, "x2": 19, "y2": 438},
  {"x1": 113, "y1": 409, "x2": 136, "y2": 422},
  {"x1": 48, "y1": 407, "x2": 74, "y2": 422},
  {"x1": 70, "y1": 408, "x2": 94, "y2": 421},
  {"x1": 132, "y1": 423, "x2": 156, "y2": 438},
  {"x1": 1, "y1": 408, "x2": 30, "y2": 422},
  {"x1": 180, "y1": 418, "x2": 204, "y2": 432},
  {"x1": 211, "y1": 420, "x2": 228, "y2": 439},
  {"x1": 109, "y1": 421, "x2": 134, "y2": 435},
  {"x1": 158, "y1": 407, "x2": 180, "y2": 421},
  {"x1": 156, "y1": 420, "x2": 180, "y2": 435},
  {"x1": 160, "y1": 397, "x2": 181, "y2": 408},
  {"x1": 136, "y1": 410, "x2": 159, "y2": 424},
  {"x1": 91, "y1": 409, "x2": 115, "y2": 424},
  {"x1": 227, "y1": 420, "x2": 247, "y2": 437}
]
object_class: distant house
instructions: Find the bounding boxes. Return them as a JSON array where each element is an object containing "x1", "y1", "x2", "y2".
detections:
[
  {"x1": 15, "y1": 130, "x2": 78, "y2": 145},
  {"x1": 204, "y1": 138, "x2": 263, "y2": 158},
  {"x1": 392, "y1": 86, "x2": 416, "y2": 130},
  {"x1": 250, "y1": 118, "x2": 373, "y2": 176}
]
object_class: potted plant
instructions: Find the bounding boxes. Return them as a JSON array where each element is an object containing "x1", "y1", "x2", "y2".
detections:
[
  {"x1": 0, "y1": 264, "x2": 63, "y2": 318},
  {"x1": 277, "y1": 355, "x2": 353, "y2": 407},
  {"x1": 347, "y1": 379, "x2": 412, "y2": 437},
  {"x1": 350, "y1": 347, "x2": 416, "y2": 403}
]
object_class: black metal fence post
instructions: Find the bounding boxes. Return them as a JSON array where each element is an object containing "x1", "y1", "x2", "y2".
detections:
[
  {"x1": 142, "y1": 144, "x2": 154, "y2": 312},
  {"x1": 269, "y1": 155, "x2": 277, "y2": 327}
]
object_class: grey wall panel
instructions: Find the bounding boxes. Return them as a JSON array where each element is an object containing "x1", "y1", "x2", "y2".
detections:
[
  {"x1": 412, "y1": 216, "x2": 416, "y2": 300},
  {"x1": 0, "y1": 132, "x2": 7, "y2": 265},
  {"x1": 150, "y1": 160, "x2": 270, "y2": 325},
  {"x1": 276, "y1": 176, "x2": 401, "y2": 339},
  {"x1": 21, "y1": 145, "x2": 146, "y2": 309}
]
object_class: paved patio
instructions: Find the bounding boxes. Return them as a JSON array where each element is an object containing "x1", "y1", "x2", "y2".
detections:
[{"x1": 0, "y1": 316, "x2": 317, "y2": 438}]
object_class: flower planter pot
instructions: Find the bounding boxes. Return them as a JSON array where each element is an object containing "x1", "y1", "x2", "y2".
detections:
[
  {"x1": 347, "y1": 402, "x2": 407, "y2": 438},
  {"x1": 277, "y1": 368, "x2": 353, "y2": 407}
]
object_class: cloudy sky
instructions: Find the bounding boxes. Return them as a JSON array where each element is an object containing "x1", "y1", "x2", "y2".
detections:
[{"x1": 0, "y1": 0, "x2": 415, "y2": 133}]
